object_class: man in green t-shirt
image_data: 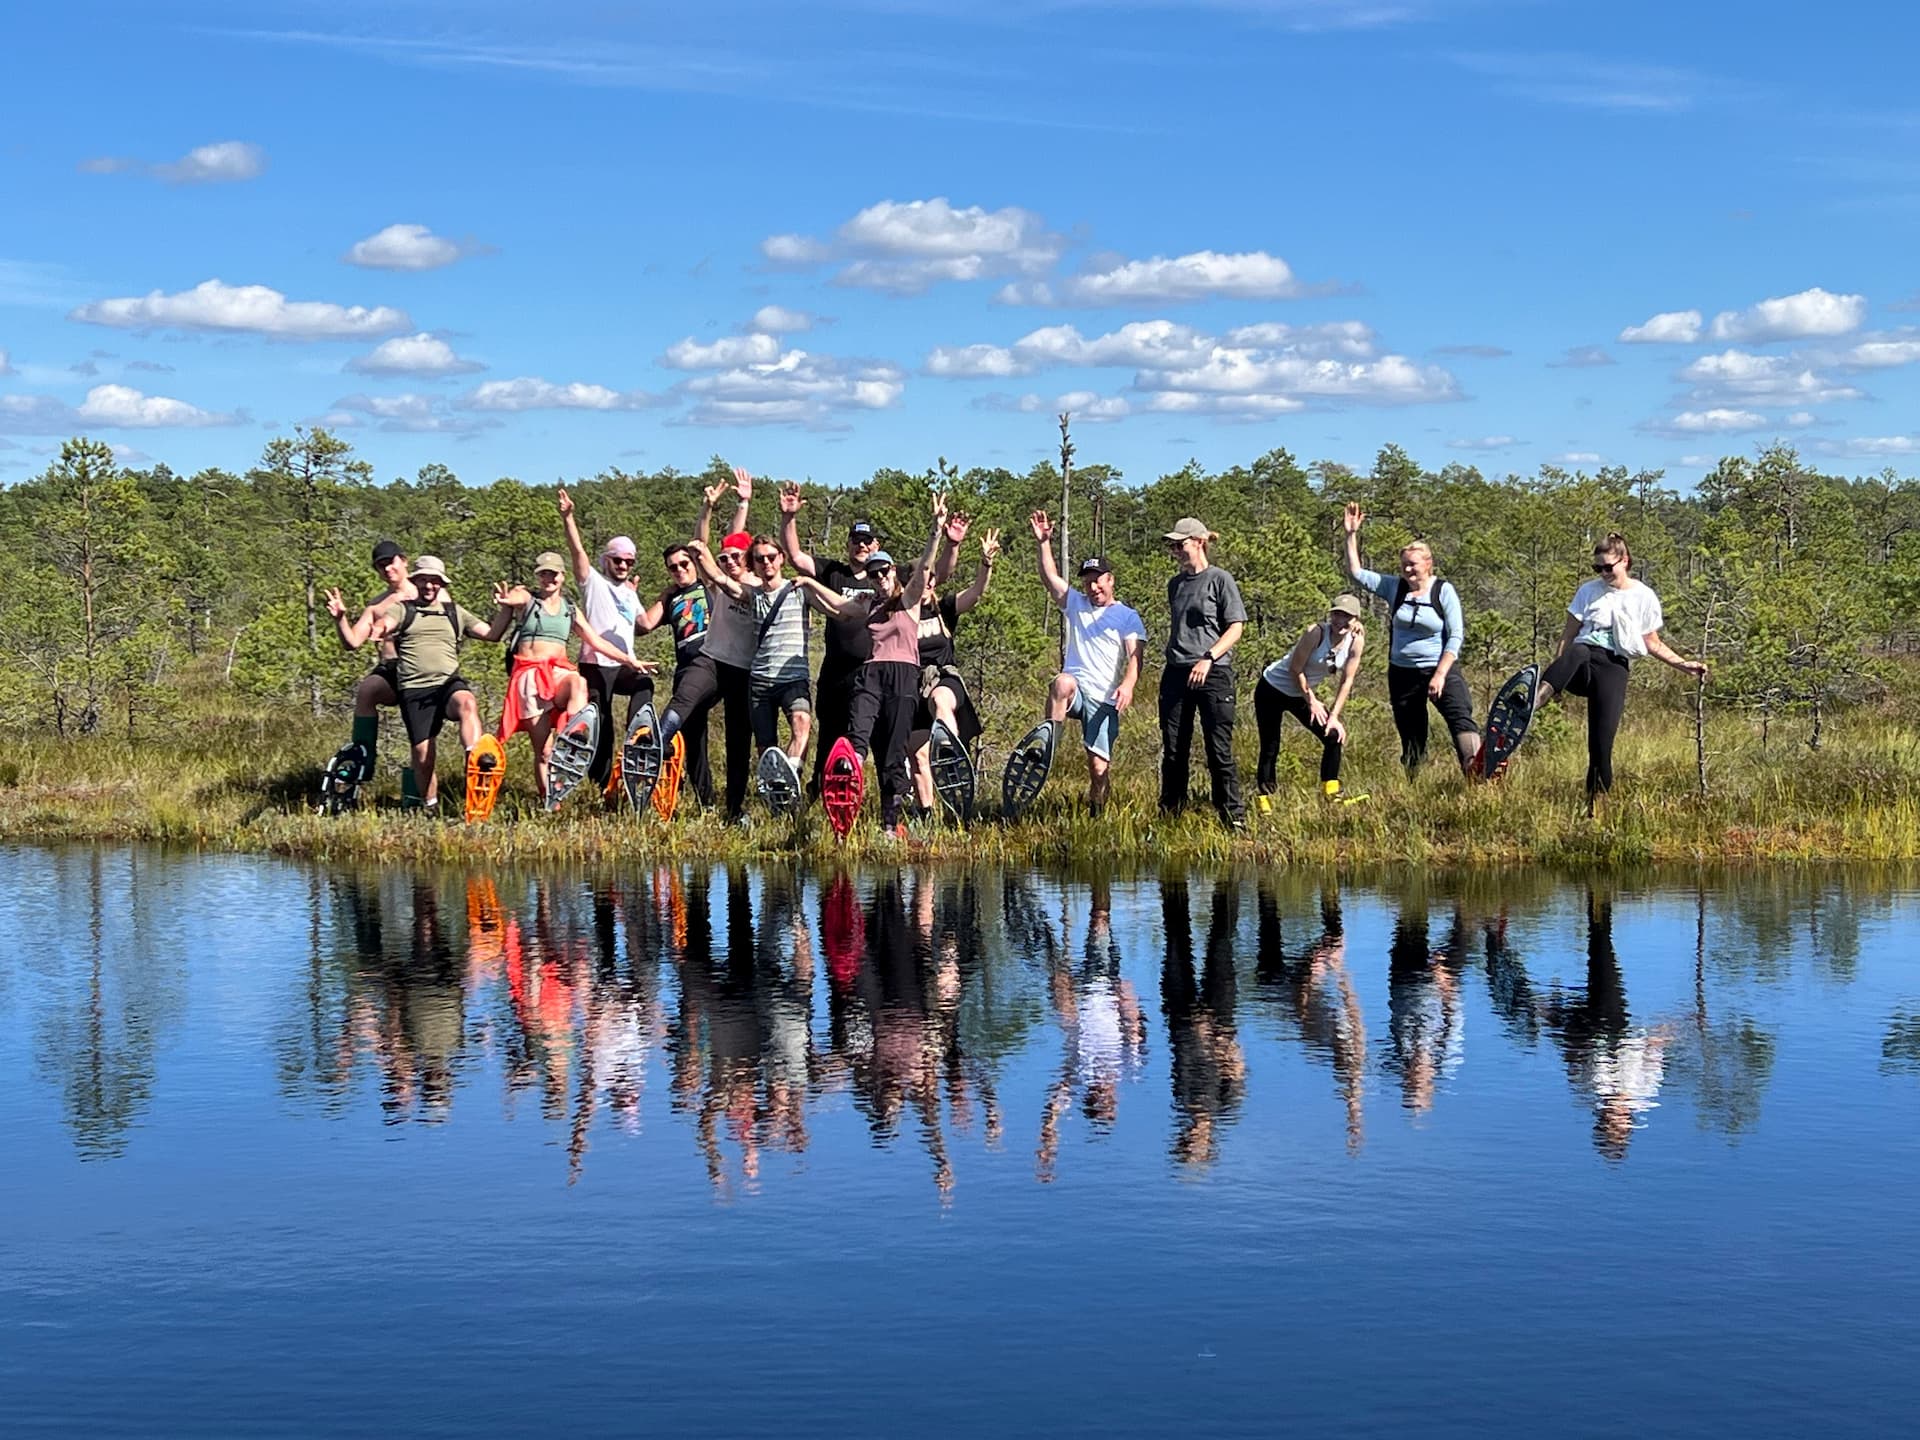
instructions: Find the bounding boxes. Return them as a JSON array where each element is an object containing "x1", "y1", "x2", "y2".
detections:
[{"x1": 362, "y1": 556, "x2": 522, "y2": 811}]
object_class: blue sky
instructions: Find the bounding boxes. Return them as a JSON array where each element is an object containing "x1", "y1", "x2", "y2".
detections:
[{"x1": 3, "y1": 0, "x2": 1917, "y2": 488}]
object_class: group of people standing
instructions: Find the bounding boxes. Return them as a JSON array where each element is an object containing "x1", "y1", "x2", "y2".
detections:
[{"x1": 324, "y1": 472, "x2": 1708, "y2": 828}]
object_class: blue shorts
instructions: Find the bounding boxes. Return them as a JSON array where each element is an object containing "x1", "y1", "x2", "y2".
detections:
[{"x1": 1067, "y1": 689, "x2": 1119, "y2": 761}]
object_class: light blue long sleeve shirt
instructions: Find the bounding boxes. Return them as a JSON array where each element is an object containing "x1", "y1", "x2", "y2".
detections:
[{"x1": 1352, "y1": 565, "x2": 1464, "y2": 667}]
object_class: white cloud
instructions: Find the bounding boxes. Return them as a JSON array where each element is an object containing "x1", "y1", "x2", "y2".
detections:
[
  {"x1": 749, "y1": 305, "x2": 815, "y2": 335},
  {"x1": 76, "y1": 384, "x2": 233, "y2": 428},
  {"x1": 1709, "y1": 287, "x2": 1866, "y2": 343},
  {"x1": 1838, "y1": 333, "x2": 1920, "y2": 369},
  {"x1": 1550, "y1": 345, "x2": 1616, "y2": 368},
  {"x1": 1828, "y1": 435, "x2": 1920, "y2": 457},
  {"x1": 1656, "y1": 408, "x2": 1774, "y2": 434},
  {"x1": 72, "y1": 279, "x2": 412, "y2": 340},
  {"x1": 925, "y1": 343, "x2": 1033, "y2": 378},
  {"x1": 1679, "y1": 349, "x2": 1862, "y2": 404},
  {"x1": 1678, "y1": 454, "x2": 1717, "y2": 466},
  {"x1": 970, "y1": 392, "x2": 1045, "y2": 414},
  {"x1": 1448, "y1": 53, "x2": 1706, "y2": 113},
  {"x1": 1039, "y1": 250, "x2": 1309, "y2": 306},
  {"x1": 343, "y1": 223, "x2": 474, "y2": 272},
  {"x1": 0, "y1": 384, "x2": 235, "y2": 433},
  {"x1": 82, "y1": 140, "x2": 267, "y2": 184},
  {"x1": 156, "y1": 141, "x2": 268, "y2": 184},
  {"x1": 345, "y1": 333, "x2": 485, "y2": 376},
  {"x1": 925, "y1": 316, "x2": 1453, "y2": 414},
  {"x1": 661, "y1": 333, "x2": 784, "y2": 370},
  {"x1": 330, "y1": 392, "x2": 495, "y2": 434},
  {"x1": 1620, "y1": 309, "x2": 1703, "y2": 344},
  {"x1": 764, "y1": 197, "x2": 1063, "y2": 295},
  {"x1": 1139, "y1": 392, "x2": 1309, "y2": 419},
  {"x1": 1447, "y1": 435, "x2": 1519, "y2": 450},
  {"x1": 1054, "y1": 391, "x2": 1131, "y2": 422},
  {"x1": 1556, "y1": 451, "x2": 1605, "y2": 464},
  {"x1": 678, "y1": 348, "x2": 906, "y2": 429},
  {"x1": 460, "y1": 377, "x2": 662, "y2": 413}
]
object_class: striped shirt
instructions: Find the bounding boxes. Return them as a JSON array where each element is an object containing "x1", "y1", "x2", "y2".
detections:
[{"x1": 752, "y1": 580, "x2": 810, "y2": 687}]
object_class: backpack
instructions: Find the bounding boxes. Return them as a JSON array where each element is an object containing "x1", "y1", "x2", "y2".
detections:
[{"x1": 1390, "y1": 576, "x2": 1455, "y2": 652}]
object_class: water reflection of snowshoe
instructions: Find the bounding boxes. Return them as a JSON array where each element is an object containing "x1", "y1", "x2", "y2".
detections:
[
  {"x1": 756, "y1": 747, "x2": 803, "y2": 816},
  {"x1": 928, "y1": 719, "x2": 976, "y2": 825},
  {"x1": 1475, "y1": 663, "x2": 1539, "y2": 781},
  {"x1": 546, "y1": 703, "x2": 600, "y2": 812},
  {"x1": 822, "y1": 736, "x2": 865, "y2": 840},
  {"x1": 323, "y1": 741, "x2": 369, "y2": 815},
  {"x1": 621, "y1": 704, "x2": 662, "y2": 812},
  {"x1": 652, "y1": 734, "x2": 684, "y2": 822},
  {"x1": 1001, "y1": 720, "x2": 1056, "y2": 822},
  {"x1": 463, "y1": 734, "x2": 506, "y2": 823}
]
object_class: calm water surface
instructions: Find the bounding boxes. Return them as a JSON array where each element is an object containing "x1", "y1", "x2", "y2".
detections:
[{"x1": 3, "y1": 845, "x2": 1918, "y2": 1436}]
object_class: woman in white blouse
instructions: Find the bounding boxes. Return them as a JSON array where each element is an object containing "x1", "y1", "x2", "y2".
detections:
[{"x1": 1535, "y1": 533, "x2": 1708, "y2": 809}]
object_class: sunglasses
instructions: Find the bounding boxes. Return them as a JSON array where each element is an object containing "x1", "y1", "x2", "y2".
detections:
[
  {"x1": 606, "y1": 555, "x2": 634, "y2": 567},
  {"x1": 868, "y1": 564, "x2": 895, "y2": 577},
  {"x1": 414, "y1": 576, "x2": 444, "y2": 588},
  {"x1": 719, "y1": 552, "x2": 747, "y2": 566},
  {"x1": 1593, "y1": 558, "x2": 1622, "y2": 573},
  {"x1": 751, "y1": 552, "x2": 781, "y2": 564}
]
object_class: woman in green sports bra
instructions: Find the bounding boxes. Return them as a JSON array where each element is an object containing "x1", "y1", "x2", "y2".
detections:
[{"x1": 501, "y1": 550, "x2": 655, "y2": 803}]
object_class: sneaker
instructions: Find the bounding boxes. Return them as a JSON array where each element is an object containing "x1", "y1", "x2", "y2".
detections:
[
  {"x1": 1256, "y1": 794, "x2": 1273, "y2": 814},
  {"x1": 1322, "y1": 779, "x2": 1340, "y2": 798}
]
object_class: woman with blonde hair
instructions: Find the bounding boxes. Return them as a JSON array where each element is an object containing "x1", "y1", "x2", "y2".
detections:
[
  {"x1": 1535, "y1": 533, "x2": 1708, "y2": 810},
  {"x1": 1343, "y1": 503, "x2": 1480, "y2": 776}
]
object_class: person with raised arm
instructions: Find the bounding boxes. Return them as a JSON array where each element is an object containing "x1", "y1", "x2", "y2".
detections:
[
  {"x1": 793, "y1": 493, "x2": 949, "y2": 837},
  {"x1": 1343, "y1": 501, "x2": 1480, "y2": 776},
  {"x1": 497, "y1": 551, "x2": 655, "y2": 805},
  {"x1": 652, "y1": 468, "x2": 757, "y2": 820},
  {"x1": 556, "y1": 485, "x2": 649, "y2": 788},
  {"x1": 1531, "y1": 532, "x2": 1709, "y2": 812},
  {"x1": 1159, "y1": 517, "x2": 1247, "y2": 830},
  {"x1": 1255, "y1": 594, "x2": 1367, "y2": 804},
  {"x1": 1027, "y1": 509, "x2": 1145, "y2": 815},
  {"x1": 322, "y1": 540, "x2": 421, "y2": 802},
  {"x1": 358, "y1": 557, "x2": 523, "y2": 813},
  {"x1": 779, "y1": 481, "x2": 883, "y2": 798},
  {"x1": 905, "y1": 518, "x2": 1000, "y2": 818}
]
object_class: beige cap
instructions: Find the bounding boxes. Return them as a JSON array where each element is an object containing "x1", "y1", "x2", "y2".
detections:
[
  {"x1": 534, "y1": 550, "x2": 567, "y2": 575},
  {"x1": 409, "y1": 555, "x2": 450, "y2": 585},
  {"x1": 1163, "y1": 517, "x2": 1210, "y2": 542},
  {"x1": 1330, "y1": 593, "x2": 1365, "y2": 618}
]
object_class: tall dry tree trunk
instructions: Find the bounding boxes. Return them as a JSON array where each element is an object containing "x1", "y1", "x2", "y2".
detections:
[{"x1": 1057, "y1": 413, "x2": 1074, "y2": 667}]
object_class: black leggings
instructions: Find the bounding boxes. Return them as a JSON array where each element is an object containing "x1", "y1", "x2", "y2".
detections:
[
  {"x1": 1254, "y1": 679, "x2": 1342, "y2": 788},
  {"x1": 809, "y1": 664, "x2": 860, "y2": 800},
  {"x1": 583, "y1": 663, "x2": 654, "y2": 786},
  {"x1": 1387, "y1": 663, "x2": 1478, "y2": 773},
  {"x1": 845, "y1": 661, "x2": 920, "y2": 825},
  {"x1": 665, "y1": 657, "x2": 752, "y2": 817},
  {"x1": 1542, "y1": 645, "x2": 1631, "y2": 798}
]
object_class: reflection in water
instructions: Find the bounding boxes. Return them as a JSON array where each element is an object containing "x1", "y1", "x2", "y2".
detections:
[
  {"x1": 1253, "y1": 882, "x2": 1367, "y2": 1153},
  {"x1": 23, "y1": 850, "x2": 1913, "y2": 1184}
]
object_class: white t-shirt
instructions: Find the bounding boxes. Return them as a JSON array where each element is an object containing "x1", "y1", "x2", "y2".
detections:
[
  {"x1": 1568, "y1": 577, "x2": 1663, "y2": 658},
  {"x1": 1063, "y1": 590, "x2": 1147, "y2": 707},
  {"x1": 581, "y1": 567, "x2": 641, "y2": 668}
]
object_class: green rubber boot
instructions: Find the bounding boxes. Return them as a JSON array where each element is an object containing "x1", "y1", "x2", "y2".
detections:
[{"x1": 351, "y1": 714, "x2": 379, "y2": 782}]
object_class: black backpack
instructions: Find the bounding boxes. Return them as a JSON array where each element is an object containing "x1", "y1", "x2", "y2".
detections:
[{"x1": 1390, "y1": 576, "x2": 1456, "y2": 652}]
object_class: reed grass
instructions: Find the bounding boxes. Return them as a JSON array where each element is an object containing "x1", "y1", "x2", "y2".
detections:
[{"x1": 4, "y1": 700, "x2": 1918, "y2": 870}]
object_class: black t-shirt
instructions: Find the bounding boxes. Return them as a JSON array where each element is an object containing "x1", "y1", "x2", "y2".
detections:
[
  {"x1": 667, "y1": 581, "x2": 708, "y2": 666},
  {"x1": 817, "y1": 558, "x2": 878, "y2": 670},
  {"x1": 915, "y1": 594, "x2": 961, "y2": 669}
]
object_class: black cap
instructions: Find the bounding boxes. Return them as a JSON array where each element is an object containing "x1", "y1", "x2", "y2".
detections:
[
  {"x1": 371, "y1": 539, "x2": 404, "y2": 567},
  {"x1": 1078, "y1": 555, "x2": 1113, "y2": 578},
  {"x1": 848, "y1": 520, "x2": 877, "y2": 540}
]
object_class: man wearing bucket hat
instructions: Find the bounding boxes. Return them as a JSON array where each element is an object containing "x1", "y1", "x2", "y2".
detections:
[
  {"x1": 558, "y1": 485, "x2": 652, "y2": 788},
  {"x1": 1159, "y1": 516, "x2": 1247, "y2": 829},
  {"x1": 362, "y1": 556, "x2": 524, "y2": 811},
  {"x1": 1255, "y1": 594, "x2": 1368, "y2": 804}
]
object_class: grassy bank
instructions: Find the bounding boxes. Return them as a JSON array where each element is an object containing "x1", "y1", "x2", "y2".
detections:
[{"x1": 4, "y1": 695, "x2": 1919, "y2": 870}]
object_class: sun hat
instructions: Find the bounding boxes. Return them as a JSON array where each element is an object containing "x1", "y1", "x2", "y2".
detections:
[
  {"x1": 410, "y1": 555, "x2": 451, "y2": 585},
  {"x1": 1163, "y1": 517, "x2": 1211, "y2": 542}
]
